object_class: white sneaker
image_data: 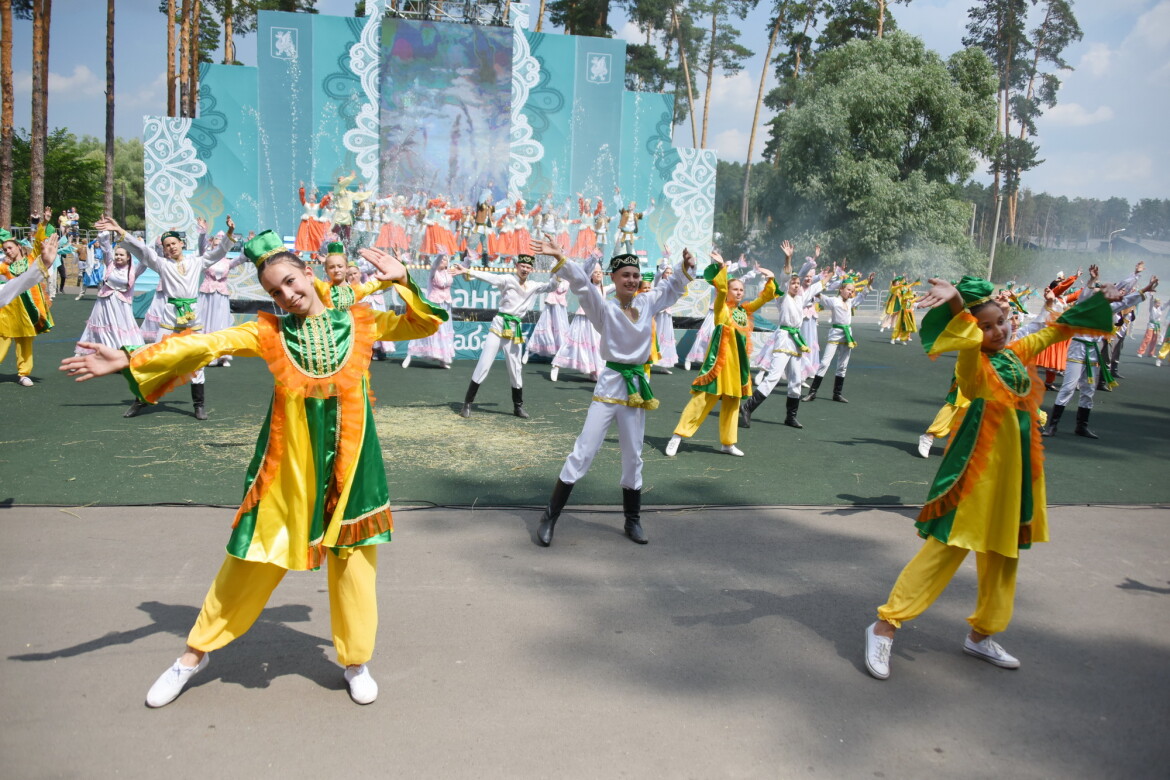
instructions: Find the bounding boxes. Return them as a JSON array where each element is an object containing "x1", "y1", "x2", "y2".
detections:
[
  {"x1": 963, "y1": 635, "x2": 1020, "y2": 669},
  {"x1": 221, "y1": 359, "x2": 231, "y2": 368},
  {"x1": 864, "y1": 623, "x2": 893, "y2": 680},
  {"x1": 720, "y1": 444, "x2": 744, "y2": 457},
  {"x1": 684, "y1": 361, "x2": 691, "y2": 371},
  {"x1": 917, "y1": 434, "x2": 934, "y2": 458},
  {"x1": 442, "y1": 361, "x2": 452, "y2": 369},
  {"x1": 401, "y1": 355, "x2": 411, "y2": 368},
  {"x1": 549, "y1": 366, "x2": 559, "y2": 382},
  {"x1": 890, "y1": 338, "x2": 896, "y2": 344},
  {"x1": 522, "y1": 351, "x2": 529, "y2": 364},
  {"x1": 1157, "y1": 359, "x2": 1163, "y2": 367},
  {"x1": 145, "y1": 653, "x2": 209, "y2": 708},
  {"x1": 17, "y1": 376, "x2": 33, "y2": 387},
  {"x1": 664, "y1": 434, "x2": 681, "y2": 457},
  {"x1": 344, "y1": 663, "x2": 378, "y2": 704}
]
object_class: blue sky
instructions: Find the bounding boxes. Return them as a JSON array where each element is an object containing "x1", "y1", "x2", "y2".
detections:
[{"x1": 10, "y1": 0, "x2": 1169, "y2": 202}]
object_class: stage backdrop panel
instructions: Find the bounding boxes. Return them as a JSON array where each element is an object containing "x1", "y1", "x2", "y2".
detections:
[
  {"x1": 378, "y1": 18, "x2": 512, "y2": 204},
  {"x1": 310, "y1": 15, "x2": 365, "y2": 189},
  {"x1": 190, "y1": 64, "x2": 260, "y2": 236},
  {"x1": 518, "y1": 30, "x2": 574, "y2": 204}
]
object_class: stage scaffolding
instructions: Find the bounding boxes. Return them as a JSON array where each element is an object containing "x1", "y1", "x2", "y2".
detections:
[{"x1": 385, "y1": 0, "x2": 513, "y2": 27}]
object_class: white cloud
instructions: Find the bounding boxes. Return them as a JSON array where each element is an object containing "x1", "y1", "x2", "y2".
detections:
[
  {"x1": 1038, "y1": 151, "x2": 1155, "y2": 195},
  {"x1": 118, "y1": 72, "x2": 167, "y2": 111},
  {"x1": 14, "y1": 65, "x2": 103, "y2": 100},
  {"x1": 614, "y1": 20, "x2": 642, "y2": 46},
  {"x1": 1124, "y1": 1, "x2": 1170, "y2": 50},
  {"x1": 711, "y1": 127, "x2": 750, "y2": 161},
  {"x1": 1042, "y1": 103, "x2": 1115, "y2": 127},
  {"x1": 1078, "y1": 43, "x2": 1113, "y2": 77}
]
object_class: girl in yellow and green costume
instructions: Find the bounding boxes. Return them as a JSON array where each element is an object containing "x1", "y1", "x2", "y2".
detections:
[
  {"x1": 0, "y1": 218, "x2": 55, "y2": 386},
  {"x1": 60, "y1": 231, "x2": 446, "y2": 708},
  {"x1": 863, "y1": 275, "x2": 1123, "y2": 681},
  {"x1": 665, "y1": 251, "x2": 775, "y2": 457}
]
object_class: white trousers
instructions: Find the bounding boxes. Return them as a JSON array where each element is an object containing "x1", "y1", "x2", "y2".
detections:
[
  {"x1": 817, "y1": 341, "x2": 852, "y2": 378},
  {"x1": 1054, "y1": 359, "x2": 1095, "y2": 409},
  {"x1": 757, "y1": 352, "x2": 802, "y2": 398},
  {"x1": 471, "y1": 330, "x2": 524, "y2": 388},
  {"x1": 559, "y1": 401, "x2": 646, "y2": 490}
]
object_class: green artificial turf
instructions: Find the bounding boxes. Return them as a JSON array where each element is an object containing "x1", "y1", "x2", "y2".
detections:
[{"x1": 3, "y1": 296, "x2": 1167, "y2": 508}]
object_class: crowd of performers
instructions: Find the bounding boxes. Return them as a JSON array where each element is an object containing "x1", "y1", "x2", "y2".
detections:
[
  {"x1": 3, "y1": 199, "x2": 1163, "y2": 710},
  {"x1": 294, "y1": 174, "x2": 653, "y2": 266}
]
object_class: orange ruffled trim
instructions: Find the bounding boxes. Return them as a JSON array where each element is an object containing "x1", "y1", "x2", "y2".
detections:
[
  {"x1": 334, "y1": 506, "x2": 394, "y2": 547},
  {"x1": 130, "y1": 329, "x2": 201, "y2": 403},
  {"x1": 255, "y1": 308, "x2": 376, "y2": 400}
]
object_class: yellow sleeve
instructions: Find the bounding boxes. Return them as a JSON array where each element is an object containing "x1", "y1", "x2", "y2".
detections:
[
  {"x1": 351, "y1": 278, "x2": 392, "y2": 303},
  {"x1": 126, "y1": 322, "x2": 262, "y2": 403},
  {"x1": 929, "y1": 311, "x2": 983, "y2": 395},
  {"x1": 743, "y1": 277, "x2": 777, "y2": 313},
  {"x1": 371, "y1": 280, "x2": 445, "y2": 342},
  {"x1": 312, "y1": 277, "x2": 335, "y2": 308},
  {"x1": 710, "y1": 265, "x2": 729, "y2": 321}
]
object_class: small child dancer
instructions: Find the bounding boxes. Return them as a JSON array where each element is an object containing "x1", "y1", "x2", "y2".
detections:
[
  {"x1": 530, "y1": 240, "x2": 695, "y2": 546},
  {"x1": 402, "y1": 254, "x2": 456, "y2": 369},
  {"x1": 550, "y1": 261, "x2": 612, "y2": 382},
  {"x1": 198, "y1": 231, "x2": 247, "y2": 367},
  {"x1": 651, "y1": 261, "x2": 679, "y2": 372},
  {"x1": 803, "y1": 271, "x2": 875, "y2": 403},
  {"x1": 60, "y1": 233, "x2": 445, "y2": 708},
  {"x1": 865, "y1": 275, "x2": 1125, "y2": 681},
  {"x1": 75, "y1": 231, "x2": 144, "y2": 354},
  {"x1": 665, "y1": 251, "x2": 776, "y2": 457},
  {"x1": 525, "y1": 275, "x2": 570, "y2": 364},
  {"x1": 1135, "y1": 297, "x2": 1163, "y2": 358}
]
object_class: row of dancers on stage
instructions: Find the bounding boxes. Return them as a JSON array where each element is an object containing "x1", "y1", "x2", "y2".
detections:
[
  {"x1": 295, "y1": 177, "x2": 654, "y2": 263},
  {"x1": 57, "y1": 225, "x2": 1158, "y2": 709}
]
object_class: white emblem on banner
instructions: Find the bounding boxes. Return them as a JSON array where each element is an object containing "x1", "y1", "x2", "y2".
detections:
[
  {"x1": 272, "y1": 28, "x2": 298, "y2": 60},
  {"x1": 587, "y1": 53, "x2": 611, "y2": 84}
]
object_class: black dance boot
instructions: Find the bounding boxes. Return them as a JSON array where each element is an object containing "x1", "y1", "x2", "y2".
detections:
[
  {"x1": 512, "y1": 386, "x2": 530, "y2": 419},
  {"x1": 784, "y1": 396, "x2": 803, "y2": 429},
  {"x1": 536, "y1": 479, "x2": 574, "y2": 546},
  {"x1": 1041, "y1": 404, "x2": 1064, "y2": 437},
  {"x1": 622, "y1": 487, "x2": 648, "y2": 544},
  {"x1": 459, "y1": 381, "x2": 480, "y2": 418},
  {"x1": 191, "y1": 383, "x2": 208, "y2": 420},
  {"x1": 123, "y1": 399, "x2": 147, "y2": 418},
  {"x1": 738, "y1": 390, "x2": 767, "y2": 429},
  {"x1": 832, "y1": 375, "x2": 849, "y2": 403},
  {"x1": 802, "y1": 375, "x2": 823, "y2": 402},
  {"x1": 1074, "y1": 406, "x2": 1099, "y2": 439}
]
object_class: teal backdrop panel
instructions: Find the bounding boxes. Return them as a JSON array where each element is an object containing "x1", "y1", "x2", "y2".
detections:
[
  {"x1": 257, "y1": 11, "x2": 315, "y2": 238},
  {"x1": 521, "y1": 31, "x2": 575, "y2": 204},
  {"x1": 191, "y1": 64, "x2": 260, "y2": 234},
  {"x1": 310, "y1": 14, "x2": 364, "y2": 188},
  {"x1": 570, "y1": 36, "x2": 626, "y2": 204},
  {"x1": 621, "y1": 90, "x2": 679, "y2": 259}
]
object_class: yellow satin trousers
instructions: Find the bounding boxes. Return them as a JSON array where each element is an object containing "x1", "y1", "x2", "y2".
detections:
[
  {"x1": 673, "y1": 393, "x2": 740, "y2": 446},
  {"x1": 877, "y1": 536, "x2": 1018, "y2": 636},
  {"x1": 188, "y1": 546, "x2": 378, "y2": 666}
]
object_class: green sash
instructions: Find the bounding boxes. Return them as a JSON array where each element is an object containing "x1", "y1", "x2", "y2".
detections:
[
  {"x1": 499, "y1": 312, "x2": 525, "y2": 344},
  {"x1": 168, "y1": 296, "x2": 199, "y2": 327},
  {"x1": 778, "y1": 325, "x2": 808, "y2": 352},
  {"x1": 605, "y1": 360, "x2": 657, "y2": 409},
  {"x1": 831, "y1": 323, "x2": 856, "y2": 348}
]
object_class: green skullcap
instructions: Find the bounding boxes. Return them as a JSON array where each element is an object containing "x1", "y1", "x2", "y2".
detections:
[
  {"x1": 326, "y1": 241, "x2": 345, "y2": 256},
  {"x1": 516, "y1": 254, "x2": 535, "y2": 266},
  {"x1": 641, "y1": 272, "x2": 655, "y2": 283},
  {"x1": 160, "y1": 230, "x2": 183, "y2": 244},
  {"x1": 243, "y1": 230, "x2": 287, "y2": 269},
  {"x1": 956, "y1": 275, "x2": 994, "y2": 309},
  {"x1": 609, "y1": 253, "x2": 639, "y2": 273},
  {"x1": 0, "y1": 228, "x2": 12, "y2": 243}
]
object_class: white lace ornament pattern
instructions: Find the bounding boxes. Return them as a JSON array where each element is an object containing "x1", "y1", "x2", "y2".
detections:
[
  {"x1": 344, "y1": 0, "x2": 388, "y2": 191},
  {"x1": 143, "y1": 116, "x2": 207, "y2": 248},
  {"x1": 508, "y1": 6, "x2": 542, "y2": 201}
]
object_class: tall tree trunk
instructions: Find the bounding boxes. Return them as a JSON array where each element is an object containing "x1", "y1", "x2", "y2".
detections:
[
  {"x1": 1003, "y1": 36, "x2": 1015, "y2": 241},
  {"x1": 535, "y1": 0, "x2": 545, "y2": 32},
  {"x1": 223, "y1": 0, "x2": 235, "y2": 64},
  {"x1": 189, "y1": 0, "x2": 201, "y2": 117},
  {"x1": 30, "y1": 0, "x2": 51, "y2": 216},
  {"x1": 671, "y1": 5, "x2": 698, "y2": 148},
  {"x1": 179, "y1": 0, "x2": 191, "y2": 118},
  {"x1": 877, "y1": 0, "x2": 885, "y2": 38},
  {"x1": 741, "y1": 6, "x2": 785, "y2": 228},
  {"x1": 700, "y1": 9, "x2": 717, "y2": 148},
  {"x1": 104, "y1": 0, "x2": 115, "y2": 217},
  {"x1": 167, "y1": 0, "x2": 176, "y2": 116},
  {"x1": 0, "y1": 0, "x2": 14, "y2": 227}
]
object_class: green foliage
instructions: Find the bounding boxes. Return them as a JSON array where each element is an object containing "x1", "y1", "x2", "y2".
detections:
[
  {"x1": 9, "y1": 129, "x2": 105, "y2": 228},
  {"x1": 548, "y1": 0, "x2": 613, "y2": 37},
  {"x1": 764, "y1": 32, "x2": 995, "y2": 272}
]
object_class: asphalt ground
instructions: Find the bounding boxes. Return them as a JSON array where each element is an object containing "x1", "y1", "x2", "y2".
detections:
[
  {"x1": 2, "y1": 296, "x2": 1168, "y2": 508},
  {"x1": 1, "y1": 503, "x2": 1167, "y2": 779}
]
